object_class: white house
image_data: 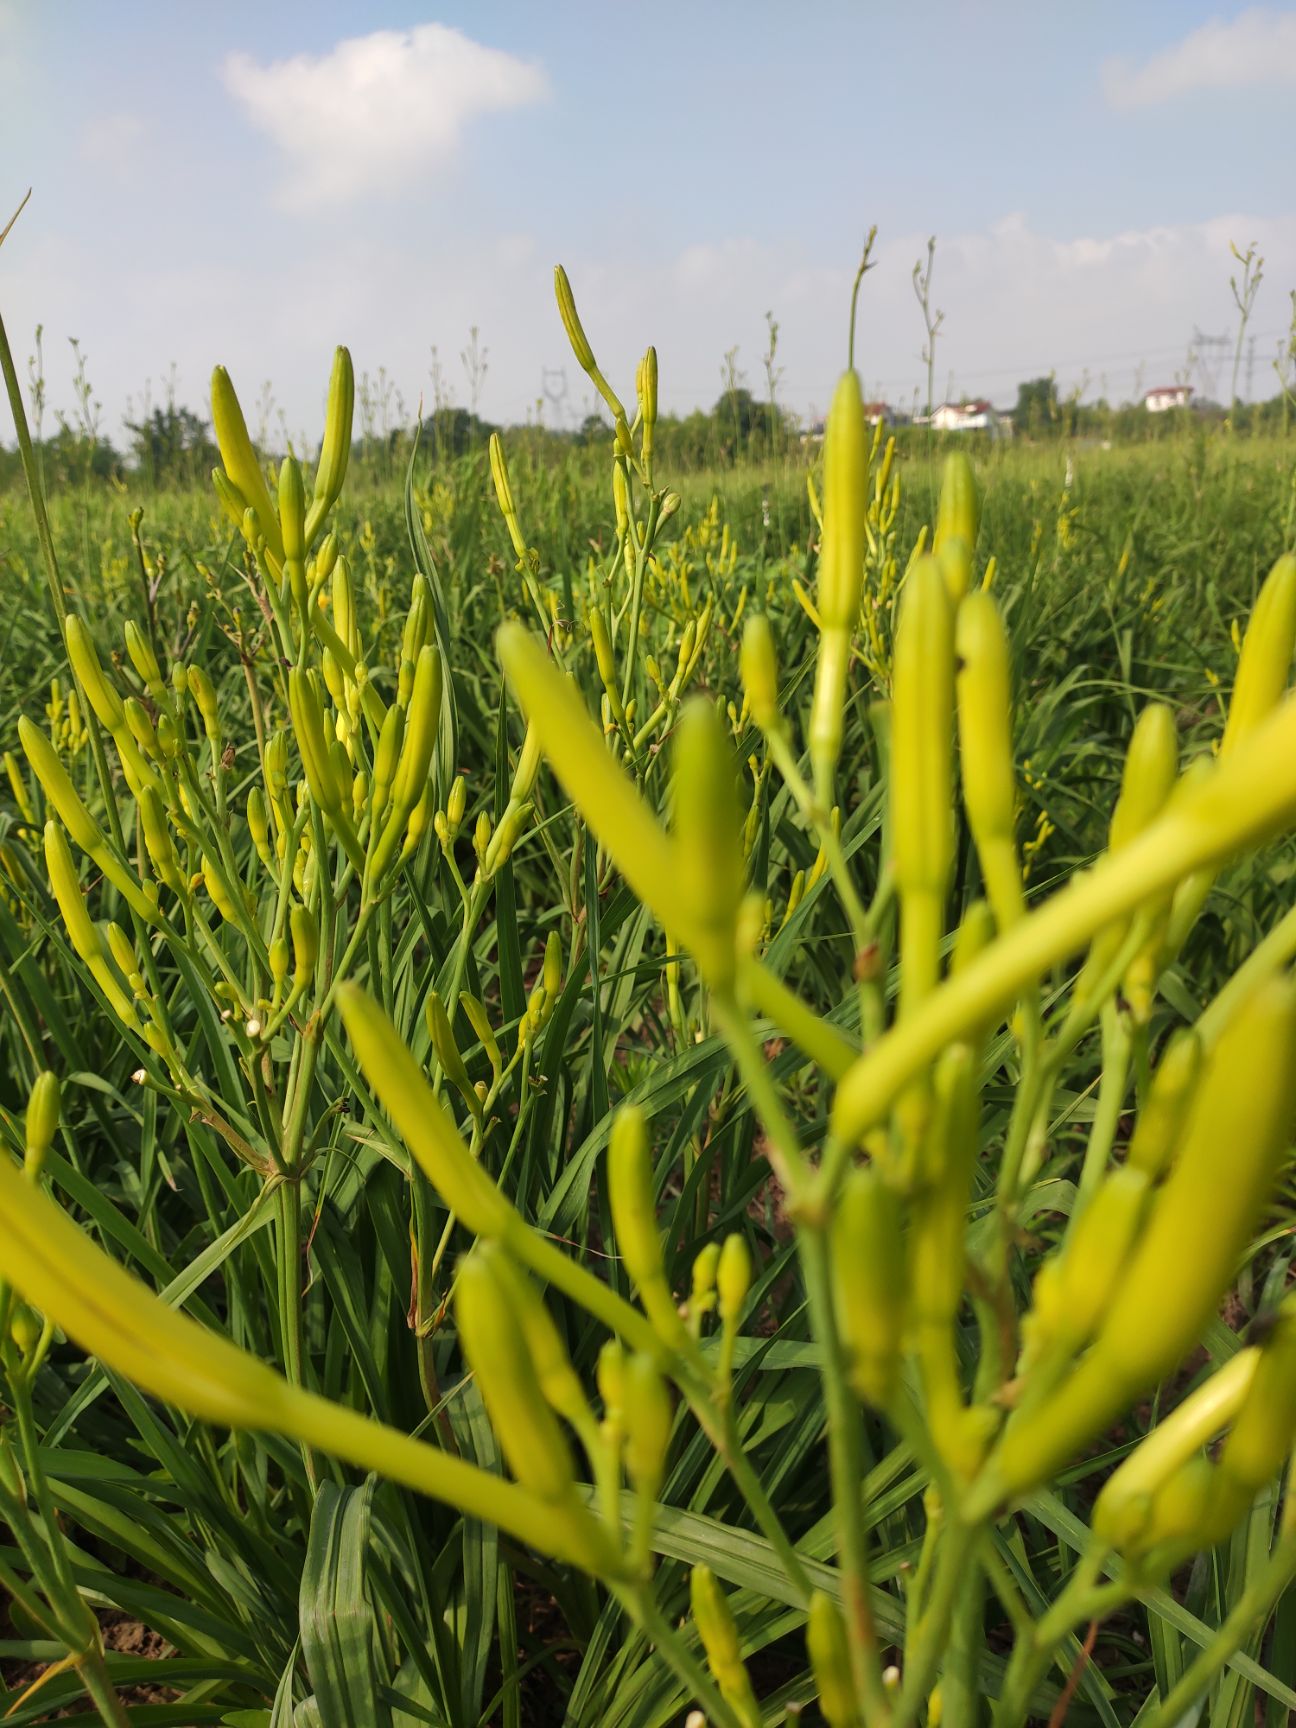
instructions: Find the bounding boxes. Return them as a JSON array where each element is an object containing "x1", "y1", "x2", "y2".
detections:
[
  {"x1": 927, "y1": 399, "x2": 999, "y2": 434},
  {"x1": 1144, "y1": 384, "x2": 1192, "y2": 413}
]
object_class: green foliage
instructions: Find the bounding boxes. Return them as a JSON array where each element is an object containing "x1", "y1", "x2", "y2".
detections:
[{"x1": 0, "y1": 300, "x2": 1294, "y2": 1728}]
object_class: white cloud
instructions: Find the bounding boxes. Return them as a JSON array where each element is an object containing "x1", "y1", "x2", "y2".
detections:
[
  {"x1": 9, "y1": 210, "x2": 1295, "y2": 448},
  {"x1": 1103, "y1": 7, "x2": 1296, "y2": 108},
  {"x1": 221, "y1": 24, "x2": 548, "y2": 208}
]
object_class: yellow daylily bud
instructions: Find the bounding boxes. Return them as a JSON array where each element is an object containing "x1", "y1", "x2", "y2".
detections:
[
  {"x1": 589, "y1": 606, "x2": 617, "y2": 693},
  {"x1": 332, "y1": 555, "x2": 357, "y2": 656},
  {"x1": 806, "y1": 1592, "x2": 855, "y2": 1728},
  {"x1": 246, "y1": 787, "x2": 273, "y2": 870},
  {"x1": 638, "y1": 346, "x2": 658, "y2": 428},
  {"x1": 211, "y1": 467, "x2": 248, "y2": 530},
  {"x1": 309, "y1": 533, "x2": 338, "y2": 596},
  {"x1": 339, "y1": 986, "x2": 513, "y2": 1237},
  {"x1": 1046, "y1": 1166, "x2": 1152, "y2": 1348},
  {"x1": 1133, "y1": 1455, "x2": 1217, "y2": 1556},
  {"x1": 210, "y1": 365, "x2": 283, "y2": 562},
  {"x1": 123, "y1": 698, "x2": 159, "y2": 759},
  {"x1": 455, "y1": 1246, "x2": 576, "y2": 1503},
  {"x1": 809, "y1": 370, "x2": 868, "y2": 802},
  {"x1": 482, "y1": 800, "x2": 533, "y2": 877},
  {"x1": 690, "y1": 1565, "x2": 760, "y2": 1728},
  {"x1": 672, "y1": 700, "x2": 744, "y2": 994},
  {"x1": 956, "y1": 591, "x2": 1023, "y2": 929},
  {"x1": 639, "y1": 347, "x2": 658, "y2": 472},
  {"x1": 909, "y1": 1045, "x2": 978, "y2": 1424},
  {"x1": 66, "y1": 616, "x2": 124, "y2": 732},
  {"x1": 305, "y1": 346, "x2": 354, "y2": 545},
  {"x1": 1216, "y1": 1296, "x2": 1296, "y2": 1494},
  {"x1": 401, "y1": 575, "x2": 432, "y2": 668},
  {"x1": 140, "y1": 786, "x2": 183, "y2": 893},
  {"x1": 43, "y1": 822, "x2": 137, "y2": 1026},
  {"x1": 489, "y1": 432, "x2": 527, "y2": 563},
  {"x1": 290, "y1": 904, "x2": 317, "y2": 992},
  {"x1": 492, "y1": 1258, "x2": 590, "y2": 1431},
  {"x1": 1221, "y1": 552, "x2": 1296, "y2": 756},
  {"x1": 690, "y1": 1242, "x2": 721, "y2": 1314},
  {"x1": 269, "y1": 935, "x2": 290, "y2": 996},
  {"x1": 607, "y1": 1105, "x2": 687, "y2": 1347},
  {"x1": 20, "y1": 715, "x2": 102, "y2": 853},
  {"x1": 289, "y1": 670, "x2": 339, "y2": 814},
  {"x1": 370, "y1": 704, "x2": 406, "y2": 831},
  {"x1": 278, "y1": 454, "x2": 306, "y2": 565},
  {"x1": 932, "y1": 451, "x2": 980, "y2": 601},
  {"x1": 473, "y1": 811, "x2": 493, "y2": 866},
  {"x1": 105, "y1": 921, "x2": 141, "y2": 990},
  {"x1": 123, "y1": 621, "x2": 164, "y2": 699},
  {"x1": 1125, "y1": 1029, "x2": 1201, "y2": 1178},
  {"x1": 459, "y1": 992, "x2": 502, "y2": 1080},
  {"x1": 390, "y1": 645, "x2": 443, "y2": 815},
  {"x1": 740, "y1": 614, "x2": 781, "y2": 735},
  {"x1": 554, "y1": 264, "x2": 628, "y2": 429},
  {"x1": 4, "y1": 751, "x2": 37, "y2": 825},
  {"x1": 543, "y1": 929, "x2": 562, "y2": 999},
  {"x1": 24, "y1": 1071, "x2": 60, "y2": 1174},
  {"x1": 426, "y1": 988, "x2": 474, "y2": 1109},
  {"x1": 188, "y1": 664, "x2": 221, "y2": 745},
  {"x1": 892, "y1": 555, "x2": 955, "y2": 1011},
  {"x1": 621, "y1": 1351, "x2": 672, "y2": 1495},
  {"x1": 816, "y1": 371, "x2": 868, "y2": 633},
  {"x1": 510, "y1": 723, "x2": 542, "y2": 806},
  {"x1": 716, "y1": 1234, "x2": 752, "y2": 1327},
  {"x1": 597, "y1": 1338, "x2": 626, "y2": 1426},
  {"x1": 202, "y1": 856, "x2": 240, "y2": 924},
  {"x1": 497, "y1": 623, "x2": 678, "y2": 929},
  {"x1": 1092, "y1": 1349, "x2": 1259, "y2": 1548},
  {"x1": 832, "y1": 1166, "x2": 905, "y2": 1409},
  {"x1": 1109, "y1": 704, "x2": 1179, "y2": 851}
]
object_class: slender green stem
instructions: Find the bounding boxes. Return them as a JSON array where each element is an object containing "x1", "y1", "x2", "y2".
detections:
[
  {"x1": 894, "y1": 1517, "x2": 974, "y2": 1728},
  {"x1": 800, "y1": 1228, "x2": 893, "y2": 1725},
  {"x1": 1074, "y1": 1002, "x2": 1131, "y2": 1212},
  {"x1": 1141, "y1": 1531, "x2": 1296, "y2": 1728},
  {"x1": 615, "y1": 1581, "x2": 743, "y2": 1728}
]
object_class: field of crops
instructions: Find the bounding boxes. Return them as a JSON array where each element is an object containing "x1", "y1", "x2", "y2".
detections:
[{"x1": 1, "y1": 281, "x2": 1295, "y2": 1728}]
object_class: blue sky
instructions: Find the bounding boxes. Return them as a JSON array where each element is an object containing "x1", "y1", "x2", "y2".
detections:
[{"x1": 2, "y1": 1, "x2": 1295, "y2": 440}]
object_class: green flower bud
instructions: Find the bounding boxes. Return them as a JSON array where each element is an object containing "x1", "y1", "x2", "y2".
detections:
[
  {"x1": 621, "y1": 1351, "x2": 672, "y2": 1496},
  {"x1": 716, "y1": 1234, "x2": 752, "y2": 1327},
  {"x1": 456, "y1": 1246, "x2": 576, "y2": 1503},
  {"x1": 806, "y1": 1591, "x2": 855, "y2": 1728},
  {"x1": 607, "y1": 1106, "x2": 686, "y2": 1348},
  {"x1": 24, "y1": 1071, "x2": 60, "y2": 1175}
]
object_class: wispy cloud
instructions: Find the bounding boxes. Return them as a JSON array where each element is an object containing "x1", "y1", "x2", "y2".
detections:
[
  {"x1": 221, "y1": 24, "x2": 548, "y2": 208},
  {"x1": 1103, "y1": 7, "x2": 1296, "y2": 108}
]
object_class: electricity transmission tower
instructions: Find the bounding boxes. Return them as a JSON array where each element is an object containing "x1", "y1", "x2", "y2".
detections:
[
  {"x1": 541, "y1": 367, "x2": 569, "y2": 428},
  {"x1": 1191, "y1": 329, "x2": 1230, "y2": 402}
]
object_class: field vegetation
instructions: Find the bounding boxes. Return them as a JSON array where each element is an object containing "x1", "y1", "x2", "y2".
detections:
[{"x1": 0, "y1": 264, "x2": 1294, "y2": 1728}]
